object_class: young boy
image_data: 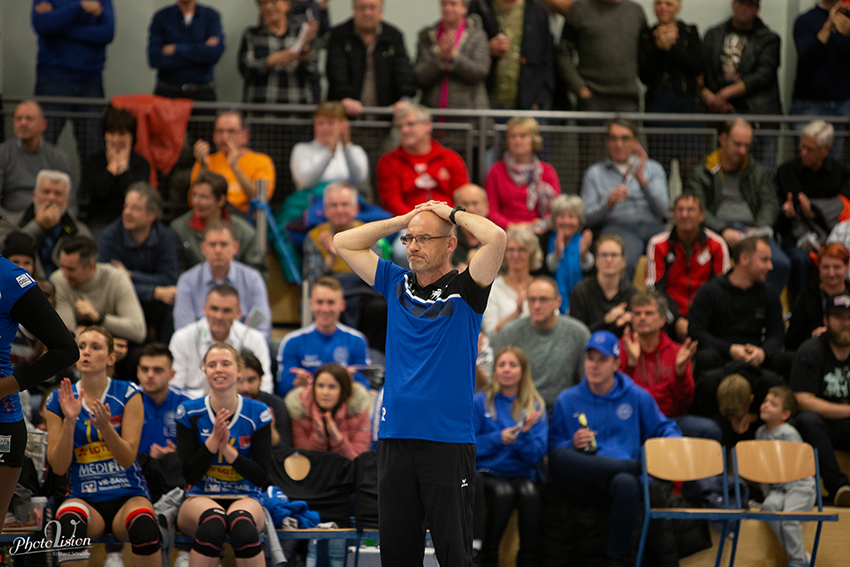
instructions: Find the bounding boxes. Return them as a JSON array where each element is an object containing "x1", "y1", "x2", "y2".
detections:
[{"x1": 756, "y1": 386, "x2": 816, "y2": 567}]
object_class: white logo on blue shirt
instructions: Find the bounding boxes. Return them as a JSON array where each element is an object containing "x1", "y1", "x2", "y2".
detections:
[{"x1": 616, "y1": 403, "x2": 633, "y2": 421}]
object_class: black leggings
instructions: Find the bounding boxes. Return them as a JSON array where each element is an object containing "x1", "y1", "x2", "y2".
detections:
[{"x1": 480, "y1": 474, "x2": 540, "y2": 567}]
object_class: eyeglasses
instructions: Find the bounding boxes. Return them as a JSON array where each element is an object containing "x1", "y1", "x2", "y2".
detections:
[
  {"x1": 506, "y1": 247, "x2": 528, "y2": 255},
  {"x1": 400, "y1": 235, "x2": 448, "y2": 245}
]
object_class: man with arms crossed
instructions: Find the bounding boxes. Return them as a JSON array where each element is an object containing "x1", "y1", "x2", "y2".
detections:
[{"x1": 335, "y1": 201, "x2": 506, "y2": 566}]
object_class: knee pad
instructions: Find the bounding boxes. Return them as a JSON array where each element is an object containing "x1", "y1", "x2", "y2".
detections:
[
  {"x1": 192, "y1": 508, "x2": 226, "y2": 558},
  {"x1": 55, "y1": 504, "x2": 89, "y2": 563},
  {"x1": 125, "y1": 508, "x2": 161, "y2": 556},
  {"x1": 227, "y1": 509, "x2": 263, "y2": 559}
]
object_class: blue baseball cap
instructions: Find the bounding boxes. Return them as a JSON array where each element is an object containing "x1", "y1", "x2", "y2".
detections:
[{"x1": 585, "y1": 331, "x2": 620, "y2": 357}]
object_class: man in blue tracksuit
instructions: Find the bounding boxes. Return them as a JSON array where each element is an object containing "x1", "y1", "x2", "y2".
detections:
[{"x1": 549, "y1": 330, "x2": 681, "y2": 567}]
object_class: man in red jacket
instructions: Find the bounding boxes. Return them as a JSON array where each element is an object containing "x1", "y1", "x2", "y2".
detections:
[
  {"x1": 620, "y1": 290, "x2": 722, "y2": 441},
  {"x1": 645, "y1": 193, "x2": 730, "y2": 340},
  {"x1": 376, "y1": 104, "x2": 469, "y2": 216}
]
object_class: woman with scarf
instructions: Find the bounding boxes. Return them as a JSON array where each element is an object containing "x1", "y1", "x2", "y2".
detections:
[{"x1": 485, "y1": 117, "x2": 560, "y2": 230}]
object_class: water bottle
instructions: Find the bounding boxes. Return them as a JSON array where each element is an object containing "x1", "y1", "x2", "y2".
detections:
[
  {"x1": 306, "y1": 539, "x2": 318, "y2": 567},
  {"x1": 328, "y1": 538, "x2": 346, "y2": 567},
  {"x1": 577, "y1": 413, "x2": 597, "y2": 454}
]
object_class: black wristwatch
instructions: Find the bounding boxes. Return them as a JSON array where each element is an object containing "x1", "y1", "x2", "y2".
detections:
[{"x1": 450, "y1": 205, "x2": 466, "y2": 225}]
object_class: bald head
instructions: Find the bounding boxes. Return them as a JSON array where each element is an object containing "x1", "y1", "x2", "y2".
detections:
[
  {"x1": 453, "y1": 184, "x2": 489, "y2": 217},
  {"x1": 409, "y1": 210, "x2": 453, "y2": 237}
]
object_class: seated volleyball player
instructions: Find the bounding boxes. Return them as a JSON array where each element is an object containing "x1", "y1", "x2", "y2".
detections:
[
  {"x1": 175, "y1": 343, "x2": 273, "y2": 565},
  {"x1": 45, "y1": 326, "x2": 161, "y2": 565}
]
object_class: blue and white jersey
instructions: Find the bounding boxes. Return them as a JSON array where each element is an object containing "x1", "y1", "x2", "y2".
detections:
[
  {"x1": 0, "y1": 258, "x2": 37, "y2": 423},
  {"x1": 46, "y1": 379, "x2": 150, "y2": 502},
  {"x1": 276, "y1": 323, "x2": 370, "y2": 395},
  {"x1": 176, "y1": 395, "x2": 273, "y2": 497},
  {"x1": 139, "y1": 385, "x2": 195, "y2": 455},
  {"x1": 373, "y1": 259, "x2": 490, "y2": 444}
]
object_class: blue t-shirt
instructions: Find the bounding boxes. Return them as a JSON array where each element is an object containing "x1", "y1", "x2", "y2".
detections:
[
  {"x1": 373, "y1": 259, "x2": 490, "y2": 444},
  {"x1": 0, "y1": 259, "x2": 38, "y2": 424},
  {"x1": 46, "y1": 379, "x2": 150, "y2": 502},
  {"x1": 176, "y1": 395, "x2": 273, "y2": 497},
  {"x1": 276, "y1": 323, "x2": 370, "y2": 395},
  {"x1": 139, "y1": 385, "x2": 194, "y2": 455}
]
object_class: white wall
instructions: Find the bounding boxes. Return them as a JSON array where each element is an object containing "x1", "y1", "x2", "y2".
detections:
[{"x1": 0, "y1": 0, "x2": 819, "y2": 108}]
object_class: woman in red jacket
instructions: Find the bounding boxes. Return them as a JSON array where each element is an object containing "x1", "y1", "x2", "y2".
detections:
[{"x1": 285, "y1": 363, "x2": 371, "y2": 459}]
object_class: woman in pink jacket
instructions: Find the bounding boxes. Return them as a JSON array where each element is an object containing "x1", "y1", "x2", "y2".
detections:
[{"x1": 285, "y1": 363, "x2": 371, "y2": 459}]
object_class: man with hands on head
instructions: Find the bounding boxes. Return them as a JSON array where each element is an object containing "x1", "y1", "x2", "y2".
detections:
[{"x1": 334, "y1": 199, "x2": 506, "y2": 567}]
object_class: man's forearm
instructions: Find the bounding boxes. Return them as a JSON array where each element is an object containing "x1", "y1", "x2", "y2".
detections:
[
  {"x1": 335, "y1": 215, "x2": 410, "y2": 252},
  {"x1": 233, "y1": 166, "x2": 257, "y2": 199},
  {"x1": 454, "y1": 210, "x2": 502, "y2": 247}
]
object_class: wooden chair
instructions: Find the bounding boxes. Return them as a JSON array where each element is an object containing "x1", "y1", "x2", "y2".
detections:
[
  {"x1": 636, "y1": 437, "x2": 742, "y2": 567},
  {"x1": 730, "y1": 440, "x2": 838, "y2": 567}
]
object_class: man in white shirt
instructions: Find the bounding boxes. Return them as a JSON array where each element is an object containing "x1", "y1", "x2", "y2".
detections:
[{"x1": 169, "y1": 284, "x2": 271, "y2": 397}]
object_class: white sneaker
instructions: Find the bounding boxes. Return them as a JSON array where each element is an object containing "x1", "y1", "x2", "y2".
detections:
[
  {"x1": 104, "y1": 552, "x2": 124, "y2": 567},
  {"x1": 173, "y1": 551, "x2": 190, "y2": 567}
]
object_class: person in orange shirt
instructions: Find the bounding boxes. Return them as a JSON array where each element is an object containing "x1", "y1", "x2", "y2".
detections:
[{"x1": 190, "y1": 110, "x2": 275, "y2": 213}]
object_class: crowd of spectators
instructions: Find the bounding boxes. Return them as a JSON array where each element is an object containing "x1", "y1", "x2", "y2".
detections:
[{"x1": 8, "y1": 0, "x2": 850, "y2": 565}]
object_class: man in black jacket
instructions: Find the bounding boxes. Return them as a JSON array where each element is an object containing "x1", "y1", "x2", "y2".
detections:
[
  {"x1": 700, "y1": 0, "x2": 782, "y2": 166},
  {"x1": 688, "y1": 236, "x2": 791, "y2": 379},
  {"x1": 326, "y1": 0, "x2": 416, "y2": 116}
]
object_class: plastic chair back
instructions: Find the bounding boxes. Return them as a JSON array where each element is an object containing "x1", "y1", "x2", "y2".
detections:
[
  {"x1": 734, "y1": 440, "x2": 815, "y2": 485},
  {"x1": 644, "y1": 437, "x2": 725, "y2": 482}
]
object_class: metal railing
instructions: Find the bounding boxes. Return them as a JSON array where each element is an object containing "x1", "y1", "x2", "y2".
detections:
[{"x1": 5, "y1": 95, "x2": 848, "y2": 224}]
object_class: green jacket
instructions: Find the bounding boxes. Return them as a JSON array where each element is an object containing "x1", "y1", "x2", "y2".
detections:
[{"x1": 685, "y1": 148, "x2": 778, "y2": 234}]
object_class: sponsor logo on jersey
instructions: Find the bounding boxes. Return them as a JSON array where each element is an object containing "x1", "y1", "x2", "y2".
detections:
[
  {"x1": 207, "y1": 465, "x2": 243, "y2": 482},
  {"x1": 239, "y1": 435, "x2": 252, "y2": 449},
  {"x1": 16, "y1": 274, "x2": 33, "y2": 288},
  {"x1": 74, "y1": 442, "x2": 114, "y2": 464}
]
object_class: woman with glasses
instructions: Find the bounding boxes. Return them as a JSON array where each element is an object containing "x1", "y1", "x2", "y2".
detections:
[
  {"x1": 481, "y1": 227, "x2": 541, "y2": 337},
  {"x1": 569, "y1": 235, "x2": 637, "y2": 337},
  {"x1": 485, "y1": 117, "x2": 560, "y2": 231}
]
